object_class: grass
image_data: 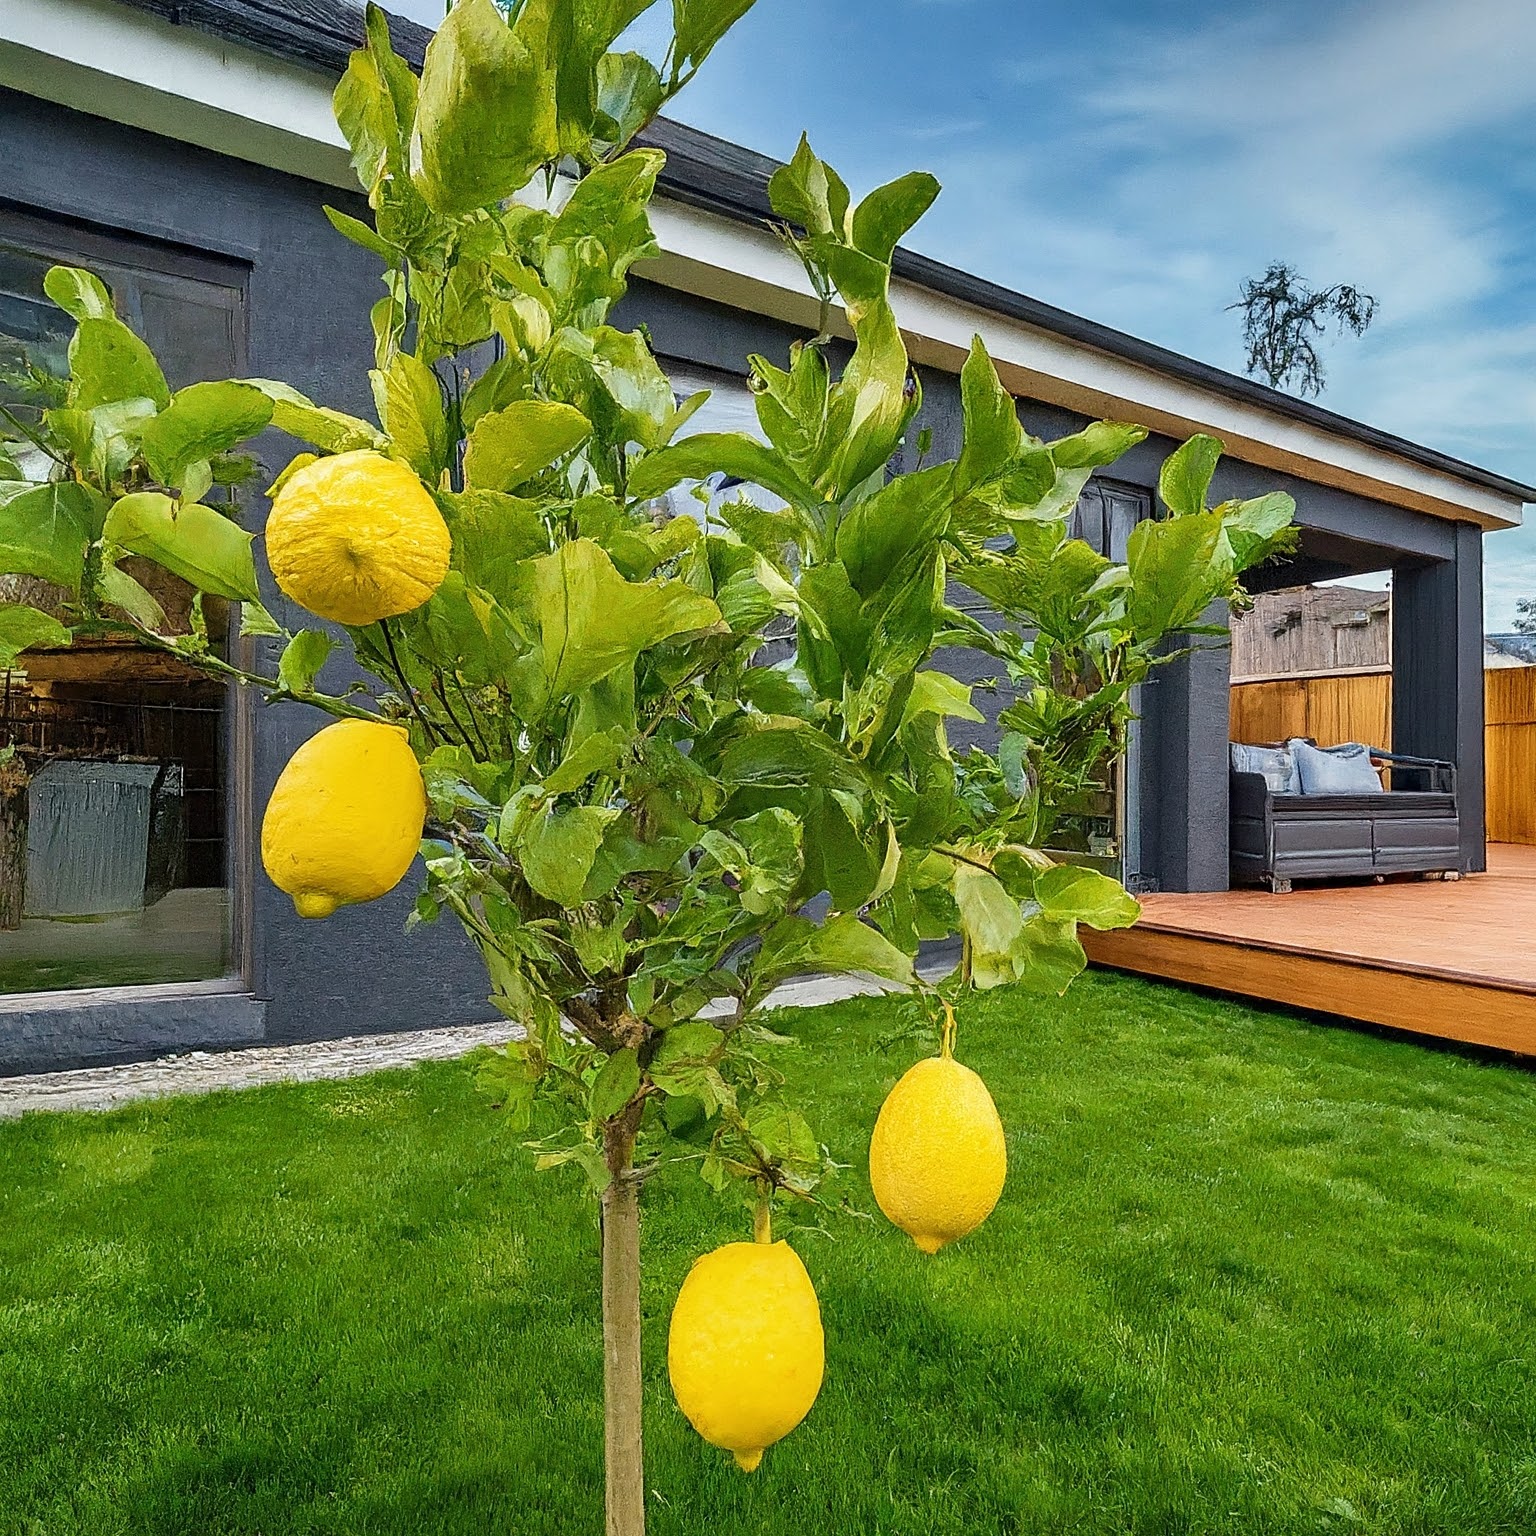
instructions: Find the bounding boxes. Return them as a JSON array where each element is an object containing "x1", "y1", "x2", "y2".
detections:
[{"x1": 4, "y1": 972, "x2": 1536, "y2": 1535}]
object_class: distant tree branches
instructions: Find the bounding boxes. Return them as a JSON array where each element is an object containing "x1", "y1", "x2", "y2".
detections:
[
  {"x1": 1514, "y1": 597, "x2": 1536, "y2": 636},
  {"x1": 1230, "y1": 262, "x2": 1377, "y2": 398}
]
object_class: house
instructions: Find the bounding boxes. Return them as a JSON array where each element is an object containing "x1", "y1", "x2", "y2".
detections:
[{"x1": 2, "y1": 0, "x2": 1531, "y2": 1071}]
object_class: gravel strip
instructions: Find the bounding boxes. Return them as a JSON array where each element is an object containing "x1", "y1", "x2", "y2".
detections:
[{"x1": 0, "y1": 971, "x2": 900, "y2": 1119}]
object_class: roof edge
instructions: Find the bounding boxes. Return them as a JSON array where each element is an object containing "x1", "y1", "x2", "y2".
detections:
[{"x1": 105, "y1": 0, "x2": 1536, "y2": 507}]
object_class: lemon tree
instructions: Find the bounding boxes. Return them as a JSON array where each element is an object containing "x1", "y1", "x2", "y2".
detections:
[{"x1": 0, "y1": 3, "x2": 1296, "y2": 1530}]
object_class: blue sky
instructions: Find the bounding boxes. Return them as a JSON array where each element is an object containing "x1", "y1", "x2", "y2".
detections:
[{"x1": 392, "y1": 0, "x2": 1536, "y2": 628}]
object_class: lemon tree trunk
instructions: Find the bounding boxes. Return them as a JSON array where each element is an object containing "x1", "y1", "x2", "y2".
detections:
[{"x1": 601, "y1": 1115, "x2": 645, "y2": 1536}]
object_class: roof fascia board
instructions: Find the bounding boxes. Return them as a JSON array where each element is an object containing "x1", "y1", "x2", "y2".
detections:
[
  {"x1": 0, "y1": 0, "x2": 356, "y2": 189},
  {"x1": 643, "y1": 201, "x2": 1524, "y2": 531},
  {"x1": 4, "y1": 0, "x2": 1524, "y2": 529}
]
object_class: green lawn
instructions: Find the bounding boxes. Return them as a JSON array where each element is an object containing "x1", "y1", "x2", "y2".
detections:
[{"x1": 4, "y1": 972, "x2": 1536, "y2": 1535}]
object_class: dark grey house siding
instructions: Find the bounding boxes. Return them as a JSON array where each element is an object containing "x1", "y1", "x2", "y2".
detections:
[{"x1": 0, "y1": 81, "x2": 1500, "y2": 1068}]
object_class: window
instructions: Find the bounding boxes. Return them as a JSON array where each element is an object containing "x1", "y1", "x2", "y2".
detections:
[{"x1": 0, "y1": 211, "x2": 249, "y2": 995}]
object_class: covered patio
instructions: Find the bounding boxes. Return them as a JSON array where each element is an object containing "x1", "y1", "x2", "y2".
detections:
[{"x1": 1084, "y1": 843, "x2": 1536, "y2": 1055}]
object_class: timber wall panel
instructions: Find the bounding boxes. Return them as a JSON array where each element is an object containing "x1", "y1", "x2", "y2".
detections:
[
  {"x1": 1230, "y1": 665, "x2": 1536, "y2": 846},
  {"x1": 1229, "y1": 671, "x2": 1392, "y2": 751}
]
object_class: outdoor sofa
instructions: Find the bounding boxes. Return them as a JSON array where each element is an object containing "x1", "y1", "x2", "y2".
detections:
[{"x1": 1229, "y1": 738, "x2": 1460, "y2": 893}]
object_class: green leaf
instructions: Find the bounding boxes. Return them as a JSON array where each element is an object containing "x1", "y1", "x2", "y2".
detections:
[
  {"x1": 586, "y1": 327, "x2": 677, "y2": 450},
  {"x1": 1221, "y1": 491, "x2": 1296, "y2": 570},
  {"x1": 1033, "y1": 863, "x2": 1140, "y2": 930},
  {"x1": 544, "y1": 727, "x2": 627, "y2": 795},
  {"x1": 650, "y1": 1021, "x2": 730, "y2": 1112},
  {"x1": 1049, "y1": 421, "x2": 1148, "y2": 471},
  {"x1": 0, "y1": 604, "x2": 70, "y2": 668},
  {"x1": 102, "y1": 565, "x2": 169, "y2": 629},
  {"x1": 836, "y1": 463, "x2": 950, "y2": 597},
  {"x1": 901, "y1": 670, "x2": 984, "y2": 728},
  {"x1": 951, "y1": 861, "x2": 1026, "y2": 989},
  {"x1": 412, "y1": 0, "x2": 559, "y2": 216},
  {"x1": 42, "y1": 266, "x2": 113, "y2": 322},
  {"x1": 0, "y1": 449, "x2": 22, "y2": 480},
  {"x1": 588, "y1": 1047, "x2": 641, "y2": 1121},
  {"x1": 627, "y1": 431, "x2": 822, "y2": 510},
  {"x1": 767, "y1": 134, "x2": 847, "y2": 238},
  {"x1": 440, "y1": 489, "x2": 550, "y2": 601},
  {"x1": 139, "y1": 381, "x2": 274, "y2": 489},
  {"x1": 596, "y1": 51, "x2": 665, "y2": 145},
  {"x1": 551, "y1": 150, "x2": 665, "y2": 281},
  {"x1": 954, "y1": 336, "x2": 1022, "y2": 494},
  {"x1": 801, "y1": 788, "x2": 881, "y2": 910},
  {"x1": 674, "y1": 0, "x2": 758, "y2": 69},
  {"x1": 1004, "y1": 465, "x2": 1091, "y2": 523},
  {"x1": 324, "y1": 205, "x2": 396, "y2": 262},
  {"x1": 44, "y1": 399, "x2": 156, "y2": 488},
  {"x1": 0, "y1": 481, "x2": 97, "y2": 592},
  {"x1": 505, "y1": 539, "x2": 721, "y2": 711},
  {"x1": 518, "y1": 803, "x2": 620, "y2": 908},
  {"x1": 1158, "y1": 433, "x2": 1223, "y2": 518},
  {"x1": 821, "y1": 287, "x2": 914, "y2": 496},
  {"x1": 744, "y1": 1102, "x2": 821, "y2": 1180},
  {"x1": 717, "y1": 720, "x2": 867, "y2": 794},
  {"x1": 749, "y1": 911, "x2": 913, "y2": 1004},
  {"x1": 334, "y1": 2, "x2": 419, "y2": 196},
  {"x1": 242, "y1": 380, "x2": 383, "y2": 453},
  {"x1": 103, "y1": 493, "x2": 259, "y2": 602},
  {"x1": 239, "y1": 599, "x2": 283, "y2": 637},
  {"x1": 1014, "y1": 914, "x2": 1088, "y2": 995},
  {"x1": 732, "y1": 808, "x2": 803, "y2": 916},
  {"x1": 1126, "y1": 510, "x2": 1231, "y2": 639},
  {"x1": 277, "y1": 629, "x2": 338, "y2": 694},
  {"x1": 463, "y1": 401, "x2": 591, "y2": 492},
  {"x1": 69, "y1": 317, "x2": 170, "y2": 411},
  {"x1": 377, "y1": 352, "x2": 450, "y2": 482},
  {"x1": 850, "y1": 171, "x2": 939, "y2": 266}
]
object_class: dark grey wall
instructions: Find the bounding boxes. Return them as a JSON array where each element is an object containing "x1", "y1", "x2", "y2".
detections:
[{"x1": 0, "y1": 88, "x2": 487, "y2": 1067}]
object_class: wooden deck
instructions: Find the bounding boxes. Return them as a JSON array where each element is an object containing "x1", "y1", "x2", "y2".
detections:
[{"x1": 1083, "y1": 844, "x2": 1536, "y2": 1056}]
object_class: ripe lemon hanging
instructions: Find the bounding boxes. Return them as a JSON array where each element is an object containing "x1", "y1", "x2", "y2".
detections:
[
  {"x1": 261, "y1": 719, "x2": 426, "y2": 919},
  {"x1": 668, "y1": 1237, "x2": 825, "y2": 1472},
  {"x1": 869, "y1": 1039, "x2": 1007, "y2": 1254},
  {"x1": 265, "y1": 450, "x2": 451, "y2": 626}
]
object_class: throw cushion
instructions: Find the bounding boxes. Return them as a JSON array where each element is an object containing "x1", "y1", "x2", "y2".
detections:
[
  {"x1": 1230, "y1": 742, "x2": 1298, "y2": 794},
  {"x1": 1288, "y1": 738, "x2": 1385, "y2": 795}
]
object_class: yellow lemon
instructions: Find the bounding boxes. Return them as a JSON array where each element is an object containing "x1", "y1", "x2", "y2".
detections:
[
  {"x1": 668, "y1": 1239, "x2": 824, "y2": 1472},
  {"x1": 869, "y1": 1054, "x2": 1006, "y2": 1253},
  {"x1": 261, "y1": 719, "x2": 426, "y2": 919},
  {"x1": 265, "y1": 450, "x2": 450, "y2": 626}
]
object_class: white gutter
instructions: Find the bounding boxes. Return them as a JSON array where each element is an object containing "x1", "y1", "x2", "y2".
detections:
[
  {"x1": 645, "y1": 202, "x2": 1524, "y2": 531},
  {"x1": 0, "y1": 0, "x2": 1524, "y2": 531}
]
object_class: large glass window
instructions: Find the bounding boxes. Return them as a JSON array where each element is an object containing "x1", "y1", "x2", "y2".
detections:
[{"x1": 0, "y1": 215, "x2": 248, "y2": 995}]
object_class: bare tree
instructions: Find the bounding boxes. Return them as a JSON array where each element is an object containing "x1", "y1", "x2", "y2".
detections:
[{"x1": 1230, "y1": 262, "x2": 1377, "y2": 398}]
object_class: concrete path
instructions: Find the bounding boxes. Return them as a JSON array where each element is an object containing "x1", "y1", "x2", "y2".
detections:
[{"x1": 0, "y1": 971, "x2": 895, "y2": 1119}]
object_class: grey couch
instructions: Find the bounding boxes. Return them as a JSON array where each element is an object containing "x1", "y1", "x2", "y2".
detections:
[{"x1": 1230, "y1": 747, "x2": 1459, "y2": 892}]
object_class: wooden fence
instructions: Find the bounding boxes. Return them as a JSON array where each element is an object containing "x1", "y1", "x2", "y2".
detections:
[{"x1": 1230, "y1": 666, "x2": 1536, "y2": 846}]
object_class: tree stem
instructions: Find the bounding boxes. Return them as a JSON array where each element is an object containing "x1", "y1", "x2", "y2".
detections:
[{"x1": 601, "y1": 1117, "x2": 645, "y2": 1536}]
